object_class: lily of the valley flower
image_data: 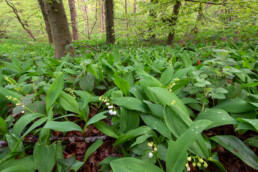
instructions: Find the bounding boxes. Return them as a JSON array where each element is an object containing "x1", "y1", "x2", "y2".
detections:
[{"x1": 148, "y1": 152, "x2": 153, "y2": 158}]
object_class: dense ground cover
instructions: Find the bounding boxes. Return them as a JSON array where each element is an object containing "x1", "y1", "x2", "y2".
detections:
[{"x1": 0, "y1": 39, "x2": 257, "y2": 172}]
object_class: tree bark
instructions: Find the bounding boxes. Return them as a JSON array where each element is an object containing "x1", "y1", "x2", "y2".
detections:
[
  {"x1": 149, "y1": 0, "x2": 158, "y2": 39},
  {"x1": 166, "y1": 0, "x2": 181, "y2": 45},
  {"x1": 38, "y1": 0, "x2": 53, "y2": 43},
  {"x1": 78, "y1": 0, "x2": 90, "y2": 38},
  {"x1": 43, "y1": 0, "x2": 73, "y2": 58},
  {"x1": 5, "y1": 0, "x2": 36, "y2": 41},
  {"x1": 68, "y1": 0, "x2": 79, "y2": 40},
  {"x1": 125, "y1": 0, "x2": 129, "y2": 32},
  {"x1": 104, "y1": 0, "x2": 115, "y2": 44},
  {"x1": 134, "y1": 0, "x2": 137, "y2": 14}
]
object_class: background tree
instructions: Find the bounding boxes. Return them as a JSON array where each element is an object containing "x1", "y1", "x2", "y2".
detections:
[
  {"x1": 38, "y1": 0, "x2": 52, "y2": 43},
  {"x1": 43, "y1": 0, "x2": 73, "y2": 58},
  {"x1": 105, "y1": 0, "x2": 115, "y2": 44},
  {"x1": 68, "y1": 0, "x2": 79, "y2": 41}
]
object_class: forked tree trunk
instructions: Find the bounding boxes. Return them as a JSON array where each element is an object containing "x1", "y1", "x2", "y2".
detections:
[
  {"x1": 68, "y1": 0, "x2": 79, "y2": 40},
  {"x1": 167, "y1": 0, "x2": 181, "y2": 45},
  {"x1": 38, "y1": 0, "x2": 53, "y2": 43},
  {"x1": 43, "y1": 0, "x2": 73, "y2": 58},
  {"x1": 104, "y1": 0, "x2": 115, "y2": 44}
]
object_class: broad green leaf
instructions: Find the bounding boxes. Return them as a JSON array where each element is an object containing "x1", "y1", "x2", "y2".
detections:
[
  {"x1": 44, "y1": 121, "x2": 82, "y2": 132},
  {"x1": 0, "y1": 156, "x2": 35, "y2": 171},
  {"x1": 208, "y1": 157, "x2": 227, "y2": 172},
  {"x1": 13, "y1": 113, "x2": 45, "y2": 137},
  {"x1": 114, "y1": 75, "x2": 130, "y2": 96},
  {"x1": 86, "y1": 111, "x2": 108, "y2": 126},
  {"x1": 214, "y1": 98, "x2": 255, "y2": 113},
  {"x1": 119, "y1": 108, "x2": 139, "y2": 133},
  {"x1": 236, "y1": 118, "x2": 258, "y2": 132},
  {"x1": 58, "y1": 91, "x2": 80, "y2": 114},
  {"x1": 211, "y1": 135, "x2": 258, "y2": 170},
  {"x1": 166, "y1": 120, "x2": 212, "y2": 172},
  {"x1": 148, "y1": 87, "x2": 189, "y2": 116},
  {"x1": 144, "y1": 101, "x2": 164, "y2": 119},
  {"x1": 244, "y1": 137, "x2": 258, "y2": 147},
  {"x1": 129, "y1": 85, "x2": 144, "y2": 100},
  {"x1": 6, "y1": 134, "x2": 24, "y2": 153},
  {"x1": 195, "y1": 109, "x2": 238, "y2": 129},
  {"x1": 160, "y1": 66, "x2": 174, "y2": 85},
  {"x1": 112, "y1": 97, "x2": 147, "y2": 113},
  {"x1": 111, "y1": 157, "x2": 163, "y2": 172},
  {"x1": 114, "y1": 126, "x2": 155, "y2": 147},
  {"x1": 164, "y1": 106, "x2": 210, "y2": 158},
  {"x1": 141, "y1": 114, "x2": 171, "y2": 139},
  {"x1": 33, "y1": 142, "x2": 56, "y2": 172},
  {"x1": 94, "y1": 121, "x2": 118, "y2": 138},
  {"x1": 0, "y1": 88, "x2": 23, "y2": 103},
  {"x1": 79, "y1": 75, "x2": 94, "y2": 92},
  {"x1": 46, "y1": 73, "x2": 64, "y2": 112},
  {"x1": 1, "y1": 166, "x2": 34, "y2": 172},
  {"x1": 0, "y1": 117, "x2": 7, "y2": 135}
]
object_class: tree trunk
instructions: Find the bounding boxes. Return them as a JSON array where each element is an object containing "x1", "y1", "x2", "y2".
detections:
[
  {"x1": 125, "y1": 0, "x2": 129, "y2": 32},
  {"x1": 104, "y1": 0, "x2": 115, "y2": 44},
  {"x1": 44, "y1": 0, "x2": 73, "y2": 58},
  {"x1": 38, "y1": 0, "x2": 53, "y2": 43},
  {"x1": 167, "y1": 0, "x2": 181, "y2": 45},
  {"x1": 149, "y1": 0, "x2": 158, "y2": 39},
  {"x1": 78, "y1": 0, "x2": 90, "y2": 38},
  {"x1": 134, "y1": 0, "x2": 136, "y2": 14},
  {"x1": 68, "y1": 0, "x2": 79, "y2": 40}
]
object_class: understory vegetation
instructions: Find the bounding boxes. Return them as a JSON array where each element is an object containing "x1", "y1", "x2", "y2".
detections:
[{"x1": 0, "y1": 38, "x2": 257, "y2": 171}]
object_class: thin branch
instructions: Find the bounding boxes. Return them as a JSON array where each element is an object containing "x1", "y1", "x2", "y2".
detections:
[{"x1": 5, "y1": 0, "x2": 36, "y2": 41}]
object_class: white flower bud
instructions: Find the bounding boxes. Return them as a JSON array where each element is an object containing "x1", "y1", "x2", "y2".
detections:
[
  {"x1": 148, "y1": 152, "x2": 153, "y2": 158},
  {"x1": 106, "y1": 103, "x2": 110, "y2": 106},
  {"x1": 112, "y1": 111, "x2": 117, "y2": 115},
  {"x1": 109, "y1": 110, "x2": 113, "y2": 115},
  {"x1": 108, "y1": 106, "x2": 113, "y2": 109},
  {"x1": 21, "y1": 111, "x2": 24, "y2": 113},
  {"x1": 187, "y1": 167, "x2": 191, "y2": 171}
]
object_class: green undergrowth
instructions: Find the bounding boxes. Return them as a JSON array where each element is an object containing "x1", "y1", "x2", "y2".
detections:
[{"x1": 0, "y1": 39, "x2": 257, "y2": 172}]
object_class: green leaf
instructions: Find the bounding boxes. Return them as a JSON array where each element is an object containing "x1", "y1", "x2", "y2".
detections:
[
  {"x1": 214, "y1": 98, "x2": 255, "y2": 113},
  {"x1": 164, "y1": 106, "x2": 210, "y2": 158},
  {"x1": 0, "y1": 88, "x2": 23, "y2": 104},
  {"x1": 119, "y1": 108, "x2": 139, "y2": 133},
  {"x1": 44, "y1": 121, "x2": 82, "y2": 132},
  {"x1": 0, "y1": 156, "x2": 35, "y2": 171},
  {"x1": 79, "y1": 75, "x2": 95, "y2": 92},
  {"x1": 33, "y1": 142, "x2": 56, "y2": 172},
  {"x1": 13, "y1": 113, "x2": 45, "y2": 137},
  {"x1": 111, "y1": 157, "x2": 163, "y2": 172},
  {"x1": 195, "y1": 109, "x2": 238, "y2": 129},
  {"x1": 141, "y1": 114, "x2": 171, "y2": 139},
  {"x1": 236, "y1": 118, "x2": 258, "y2": 132},
  {"x1": 114, "y1": 126, "x2": 155, "y2": 147},
  {"x1": 94, "y1": 121, "x2": 118, "y2": 138},
  {"x1": 208, "y1": 157, "x2": 227, "y2": 172},
  {"x1": 86, "y1": 111, "x2": 108, "y2": 126},
  {"x1": 160, "y1": 66, "x2": 174, "y2": 85},
  {"x1": 112, "y1": 97, "x2": 147, "y2": 113},
  {"x1": 71, "y1": 139, "x2": 103, "y2": 171},
  {"x1": 148, "y1": 87, "x2": 189, "y2": 116},
  {"x1": 244, "y1": 137, "x2": 258, "y2": 147},
  {"x1": 166, "y1": 120, "x2": 212, "y2": 172},
  {"x1": 46, "y1": 73, "x2": 64, "y2": 112},
  {"x1": 0, "y1": 117, "x2": 7, "y2": 135},
  {"x1": 114, "y1": 75, "x2": 130, "y2": 96},
  {"x1": 211, "y1": 135, "x2": 258, "y2": 170},
  {"x1": 58, "y1": 91, "x2": 80, "y2": 114}
]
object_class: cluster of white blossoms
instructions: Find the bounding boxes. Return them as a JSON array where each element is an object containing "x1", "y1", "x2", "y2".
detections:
[
  {"x1": 185, "y1": 156, "x2": 208, "y2": 171},
  {"x1": 6, "y1": 96, "x2": 25, "y2": 113},
  {"x1": 65, "y1": 88, "x2": 76, "y2": 99},
  {"x1": 148, "y1": 142, "x2": 158, "y2": 158},
  {"x1": 99, "y1": 96, "x2": 117, "y2": 115},
  {"x1": 168, "y1": 78, "x2": 180, "y2": 92}
]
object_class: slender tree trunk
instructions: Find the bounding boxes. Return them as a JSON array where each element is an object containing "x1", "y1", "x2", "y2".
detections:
[
  {"x1": 68, "y1": 0, "x2": 79, "y2": 40},
  {"x1": 125, "y1": 0, "x2": 129, "y2": 33},
  {"x1": 104, "y1": 0, "x2": 115, "y2": 44},
  {"x1": 167, "y1": 0, "x2": 181, "y2": 45},
  {"x1": 78, "y1": 0, "x2": 90, "y2": 39},
  {"x1": 38, "y1": 0, "x2": 53, "y2": 43},
  {"x1": 149, "y1": 0, "x2": 157, "y2": 39},
  {"x1": 134, "y1": 0, "x2": 137, "y2": 14},
  {"x1": 5, "y1": 0, "x2": 36, "y2": 41},
  {"x1": 43, "y1": 0, "x2": 73, "y2": 58},
  {"x1": 192, "y1": 3, "x2": 203, "y2": 34}
]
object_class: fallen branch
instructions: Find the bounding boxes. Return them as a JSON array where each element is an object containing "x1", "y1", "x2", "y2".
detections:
[
  {"x1": 0, "y1": 135, "x2": 109, "y2": 148},
  {"x1": 78, "y1": 42, "x2": 101, "y2": 52}
]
